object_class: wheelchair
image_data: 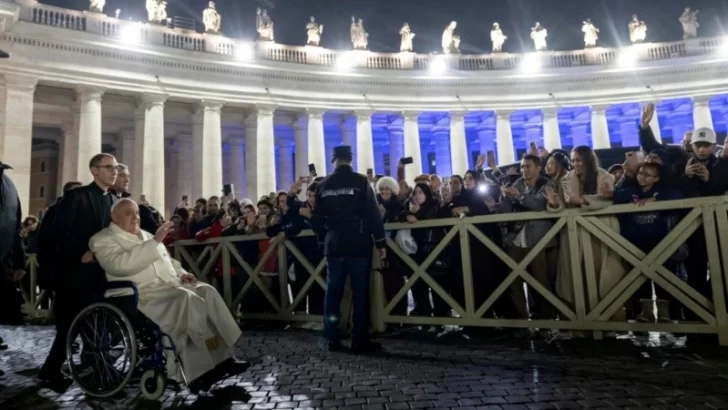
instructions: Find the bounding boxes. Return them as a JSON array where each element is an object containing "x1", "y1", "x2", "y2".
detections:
[{"x1": 64, "y1": 281, "x2": 187, "y2": 400}]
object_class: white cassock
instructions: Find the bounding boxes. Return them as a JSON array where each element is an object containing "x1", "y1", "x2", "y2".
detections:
[{"x1": 89, "y1": 223, "x2": 242, "y2": 383}]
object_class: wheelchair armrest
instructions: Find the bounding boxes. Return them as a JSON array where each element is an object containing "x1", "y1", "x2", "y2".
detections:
[{"x1": 104, "y1": 281, "x2": 140, "y2": 306}]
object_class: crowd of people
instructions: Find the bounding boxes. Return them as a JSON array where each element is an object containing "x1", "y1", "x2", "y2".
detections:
[{"x1": 0, "y1": 103, "x2": 727, "y2": 379}]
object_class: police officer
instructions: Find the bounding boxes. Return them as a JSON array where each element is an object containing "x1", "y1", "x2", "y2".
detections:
[{"x1": 312, "y1": 146, "x2": 386, "y2": 353}]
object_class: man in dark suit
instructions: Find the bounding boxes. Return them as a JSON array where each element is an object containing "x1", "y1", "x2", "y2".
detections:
[
  {"x1": 0, "y1": 161, "x2": 26, "y2": 363},
  {"x1": 38, "y1": 153, "x2": 119, "y2": 385},
  {"x1": 36, "y1": 181, "x2": 82, "y2": 293},
  {"x1": 110, "y1": 163, "x2": 161, "y2": 234}
]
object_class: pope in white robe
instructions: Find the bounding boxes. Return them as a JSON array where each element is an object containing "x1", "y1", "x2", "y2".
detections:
[{"x1": 88, "y1": 198, "x2": 242, "y2": 384}]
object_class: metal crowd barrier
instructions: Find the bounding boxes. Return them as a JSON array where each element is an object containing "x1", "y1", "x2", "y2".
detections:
[
  {"x1": 21, "y1": 196, "x2": 728, "y2": 344},
  {"x1": 173, "y1": 196, "x2": 728, "y2": 345}
]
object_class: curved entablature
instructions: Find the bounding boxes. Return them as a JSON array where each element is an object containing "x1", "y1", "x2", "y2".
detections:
[{"x1": 0, "y1": 0, "x2": 727, "y2": 112}]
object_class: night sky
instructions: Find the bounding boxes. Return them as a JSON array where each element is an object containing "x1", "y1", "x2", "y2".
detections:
[{"x1": 42, "y1": 0, "x2": 728, "y2": 52}]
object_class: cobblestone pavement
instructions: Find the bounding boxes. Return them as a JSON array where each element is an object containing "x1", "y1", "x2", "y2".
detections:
[{"x1": 1, "y1": 325, "x2": 728, "y2": 409}]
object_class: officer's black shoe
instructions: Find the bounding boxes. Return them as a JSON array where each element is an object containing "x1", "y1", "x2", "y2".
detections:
[
  {"x1": 328, "y1": 342, "x2": 345, "y2": 352},
  {"x1": 351, "y1": 341, "x2": 382, "y2": 355}
]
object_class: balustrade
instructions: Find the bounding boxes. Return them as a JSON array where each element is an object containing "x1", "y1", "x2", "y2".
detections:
[{"x1": 13, "y1": 0, "x2": 726, "y2": 72}]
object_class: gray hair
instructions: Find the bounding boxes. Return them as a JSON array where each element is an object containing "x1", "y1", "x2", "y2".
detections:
[
  {"x1": 111, "y1": 197, "x2": 136, "y2": 215},
  {"x1": 116, "y1": 163, "x2": 130, "y2": 173}
]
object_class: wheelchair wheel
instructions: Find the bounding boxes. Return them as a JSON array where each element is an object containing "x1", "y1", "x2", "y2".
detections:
[
  {"x1": 66, "y1": 302, "x2": 137, "y2": 398},
  {"x1": 140, "y1": 370, "x2": 166, "y2": 400}
]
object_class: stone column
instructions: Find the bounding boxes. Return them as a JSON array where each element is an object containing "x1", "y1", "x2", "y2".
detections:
[
  {"x1": 59, "y1": 121, "x2": 78, "y2": 192},
  {"x1": 340, "y1": 116, "x2": 357, "y2": 170},
  {"x1": 0, "y1": 74, "x2": 37, "y2": 213},
  {"x1": 374, "y1": 142, "x2": 386, "y2": 175},
  {"x1": 450, "y1": 111, "x2": 469, "y2": 176},
  {"x1": 74, "y1": 86, "x2": 105, "y2": 184},
  {"x1": 278, "y1": 140, "x2": 294, "y2": 190},
  {"x1": 192, "y1": 100, "x2": 224, "y2": 200},
  {"x1": 355, "y1": 110, "x2": 375, "y2": 173},
  {"x1": 176, "y1": 133, "x2": 193, "y2": 201},
  {"x1": 590, "y1": 104, "x2": 611, "y2": 149},
  {"x1": 388, "y1": 128, "x2": 404, "y2": 178},
  {"x1": 692, "y1": 96, "x2": 714, "y2": 130},
  {"x1": 228, "y1": 136, "x2": 246, "y2": 198},
  {"x1": 118, "y1": 129, "x2": 135, "y2": 192},
  {"x1": 293, "y1": 115, "x2": 308, "y2": 180},
  {"x1": 495, "y1": 110, "x2": 515, "y2": 165},
  {"x1": 477, "y1": 121, "x2": 494, "y2": 157},
  {"x1": 401, "y1": 111, "x2": 423, "y2": 183},
  {"x1": 433, "y1": 125, "x2": 451, "y2": 177},
  {"x1": 307, "y1": 109, "x2": 326, "y2": 176},
  {"x1": 542, "y1": 108, "x2": 562, "y2": 151},
  {"x1": 244, "y1": 105, "x2": 276, "y2": 201},
  {"x1": 164, "y1": 142, "x2": 178, "y2": 217},
  {"x1": 133, "y1": 93, "x2": 167, "y2": 210}
]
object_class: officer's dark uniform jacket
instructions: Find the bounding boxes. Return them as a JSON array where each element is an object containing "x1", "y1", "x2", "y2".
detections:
[
  {"x1": 311, "y1": 165, "x2": 386, "y2": 258},
  {"x1": 0, "y1": 164, "x2": 24, "y2": 275}
]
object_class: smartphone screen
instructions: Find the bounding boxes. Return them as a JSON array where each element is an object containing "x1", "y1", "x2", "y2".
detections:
[
  {"x1": 366, "y1": 168, "x2": 373, "y2": 176},
  {"x1": 308, "y1": 163, "x2": 317, "y2": 176},
  {"x1": 182, "y1": 195, "x2": 188, "y2": 202},
  {"x1": 223, "y1": 184, "x2": 233, "y2": 196},
  {"x1": 401, "y1": 157, "x2": 414, "y2": 165},
  {"x1": 487, "y1": 150, "x2": 496, "y2": 164},
  {"x1": 529, "y1": 142, "x2": 537, "y2": 151}
]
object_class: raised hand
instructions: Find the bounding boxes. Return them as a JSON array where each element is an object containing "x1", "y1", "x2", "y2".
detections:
[
  {"x1": 544, "y1": 186, "x2": 559, "y2": 206},
  {"x1": 154, "y1": 221, "x2": 175, "y2": 243},
  {"x1": 640, "y1": 103, "x2": 655, "y2": 129}
]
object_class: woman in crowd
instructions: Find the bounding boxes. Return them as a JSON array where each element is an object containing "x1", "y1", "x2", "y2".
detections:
[
  {"x1": 280, "y1": 181, "x2": 325, "y2": 316},
  {"x1": 400, "y1": 183, "x2": 445, "y2": 317},
  {"x1": 547, "y1": 145, "x2": 626, "y2": 322},
  {"x1": 375, "y1": 176, "x2": 407, "y2": 318}
]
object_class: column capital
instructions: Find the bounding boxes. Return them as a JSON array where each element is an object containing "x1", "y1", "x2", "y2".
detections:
[
  {"x1": 542, "y1": 107, "x2": 560, "y2": 117},
  {"x1": 250, "y1": 104, "x2": 277, "y2": 116},
  {"x1": 590, "y1": 103, "x2": 610, "y2": 113},
  {"x1": 449, "y1": 111, "x2": 466, "y2": 120},
  {"x1": 198, "y1": 99, "x2": 225, "y2": 112},
  {"x1": 306, "y1": 108, "x2": 326, "y2": 119},
  {"x1": 401, "y1": 111, "x2": 421, "y2": 121},
  {"x1": 1, "y1": 73, "x2": 38, "y2": 91},
  {"x1": 75, "y1": 86, "x2": 105, "y2": 103},
  {"x1": 139, "y1": 93, "x2": 168, "y2": 106},
  {"x1": 693, "y1": 95, "x2": 712, "y2": 106},
  {"x1": 495, "y1": 110, "x2": 513, "y2": 120},
  {"x1": 293, "y1": 114, "x2": 308, "y2": 131},
  {"x1": 355, "y1": 110, "x2": 375, "y2": 121}
]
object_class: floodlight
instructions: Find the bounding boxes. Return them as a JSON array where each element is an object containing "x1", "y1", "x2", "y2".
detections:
[
  {"x1": 236, "y1": 42, "x2": 254, "y2": 60},
  {"x1": 521, "y1": 52, "x2": 542, "y2": 74},
  {"x1": 119, "y1": 23, "x2": 141, "y2": 44},
  {"x1": 617, "y1": 47, "x2": 638, "y2": 67},
  {"x1": 430, "y1": 56, "x2": 447, "y2": 74}
]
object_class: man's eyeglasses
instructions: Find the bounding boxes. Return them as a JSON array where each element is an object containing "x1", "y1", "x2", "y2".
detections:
[{"x1": 95, "y1": 164, "x2": 119, "y2": 171}]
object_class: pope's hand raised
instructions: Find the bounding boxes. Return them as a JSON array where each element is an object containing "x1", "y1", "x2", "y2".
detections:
[{"x1": 154, "y1": 221, "x2": 174, "y2": 243}]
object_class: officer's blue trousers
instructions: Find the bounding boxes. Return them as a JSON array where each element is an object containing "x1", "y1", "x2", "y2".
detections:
[{"x1": 324, "y1": 257, "x2": 371, "y2": 345}]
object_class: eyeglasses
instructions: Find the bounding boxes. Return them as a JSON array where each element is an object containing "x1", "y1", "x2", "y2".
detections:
[{"x1": 95, "y1": 164, "x2": 119, "y2": 172}]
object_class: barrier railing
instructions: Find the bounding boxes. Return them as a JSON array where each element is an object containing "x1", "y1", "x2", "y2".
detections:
[
  {"x1": 172, "y1": 196, "x2": 728, "y2": 345},
  {"x1": 12, "y1": 0, "x2": 726, "y2": 72},
  {"x1": 19, "y1": 196, "x2": 728, "y2": 343},
  {"x1": 19, "y1": 254, "x2": 51, "y2": 320}
]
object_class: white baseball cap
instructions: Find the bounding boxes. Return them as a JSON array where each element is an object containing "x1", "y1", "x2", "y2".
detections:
[{"x1": 692, "y1": 127, "x2": 716, "y2": 144}]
